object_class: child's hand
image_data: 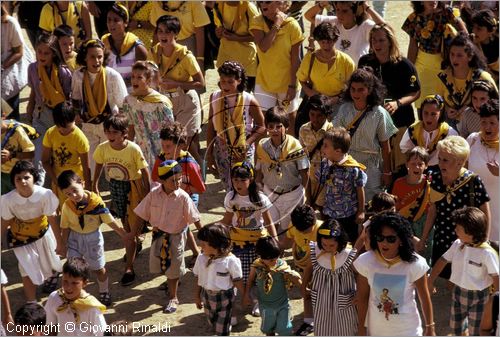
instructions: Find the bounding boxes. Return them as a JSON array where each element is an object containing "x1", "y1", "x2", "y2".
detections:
[
  {"x1": 55, "y1": 243, "x2": 67, "y2": 258},
  {"x1": 487, "y1": 160, "x2": 499, "y2": 177},
  {"x1": 195, "y1": 296, "x2": 203, "y2": 309},
  {"x1": 1, "y1": 149, "x2": 12, "y2": 164},
  {"x1": 427, "y1": 277, "x2": 437, "y2": 294}
]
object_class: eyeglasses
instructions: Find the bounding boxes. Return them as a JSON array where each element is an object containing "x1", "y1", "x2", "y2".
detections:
[{"x1": 375, "y1": 234, "x2": 398, "y2": 243}]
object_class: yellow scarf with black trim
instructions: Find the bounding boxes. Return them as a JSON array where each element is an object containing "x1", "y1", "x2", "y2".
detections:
[
  {"x1": 57, "y1": 289, "x2": 106, "y2": 323},
  {"x1": 102, "y1": 31, "x2": 138, "y2": 58},
  {"x1": 7, "y1": 215, "x2": 49, "y2": 248},
  {"x1": 480, "y1": 132, "x2": 499, "y2": 151},
  {"x1": 152, "y1": 228, "x2": 171, "y2": 272},
  {"x1": 133, "y1": 89, "x2": 172, "y2": 106},
  {"x1": 333, "y1": 154, "x2": 366, "y2": 170},
  {"x1": 398, "y1": 178, "x2": 431, "y2": 222},
  {"x1": 256, "y1": 135, "x2": 307, "y2": 174},
  {"x1": 408, "y1": 121, "x2": 450, "y2": 155},
  {"x1": 152, "y1": 43, "x2": 190, "y2": 78},
  {"x1": 252, "y1": 258, "x2": 299, "y2": 294},
  {"x1": 83, "y1": 67, "x2": 107, "y2": 118},
  {"x1": 214, "y1": 93, "x2": 247, "y2": 158},
  {"x1": 229, "y1": 227, "x2": 268, "y2": 249},
  {"x1": 66, "y1": 191, "x2": 103, "y2": 216},
  {"x1": 38, "y1": 64, "x2": 66, "y2": 108},
  {"x1": 430, "y1": 168, "x2": 475, "y2": 204},
  {"x1": 375, "y1": 250, "x2": 401, "y2": 269}
]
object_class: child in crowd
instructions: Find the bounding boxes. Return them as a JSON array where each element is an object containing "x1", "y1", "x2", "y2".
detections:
[
  {"x1": 317, "y1": 127, "x2": 367, "y2": 244},
  {"x1": 207, "y1": 60, "x2": 265, "y2": 190},
  {"x1": 400, "y1": 94, "x2": 458, "y2": 169},
  {"x1": 134, "y1": 159, "x2": 201, "y2": 314},
  {"x1": 480, "y1": 291, "x2": 499, "y2": 336},
  {"x1": 28, "y1": 34, "x2": 72, "y2": 184},
  {"x1": 53, "y1": 24, "x2": 78, "y2": 72},
  {"x1": 41, "y1": 103, "x2": 90, "y2": 204},
  {"x1": 255, "y1": 107, "x2": 310, "y2": 240},
  {"x1": 93, "y1": 114, "x2": 150, "y2": 286},
  {"x1": 1, "y1": 113, "x2": 35, "y2": 195},
  {"x1": 45, "y1": 257, "x2": 107, "y2": 336},
  {"x1": 429, "y1": 207, "x2": 499, "y2": 336},
  {"x1": 298, "y1": 94, "x2": 334, "y2": 208},
  {"x1": 286, "y1": 205, "x2": 320, "y2": 335},
  {"x1": 457, "y1": 80, "x2": 498, "y2": 138},
  {"x1": 1, "y1": 160, "x2": 63, "y2": 302},
  {"x1": 219, "y1": 161, "x2": 277, "y2": 318},
  {"x1": 245, "y1": 236, "x2": 301, "y2": 336},
  {"x1": 303, "y1": 219, "x2": 358, "y2": 336},
  {"x1": 472, "y1": 9, "x2": 499, "y2": 81},
  {"x1": 153, "y1": 122, "x2": 206, "y2": 268},
  {"x1": 57, "y1": 170, "x2": 132, "y2": 306},
  {"x1": 193, "y1": 223, "x2": 244, "y2": 336},
  {"x1": 391, "y1": 147, "x2": 433, "y2": 262},
  {"x1": 123, "y1": 60, "x2": 174, "y2": 167},
  {"x1": 14, "y1": 302, "x2": 47, "y2": 337}
]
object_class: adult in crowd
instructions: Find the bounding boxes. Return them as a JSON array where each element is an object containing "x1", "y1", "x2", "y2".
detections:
[
  {"x1": 123, "y1": 1, "x2": 155, "y2": 50},
  {"x1": 472, "y1": 9, "x2": 499, "y2": 81},
  {"x1": 87, "y1": 1, "x2": 115, "y2": 38},
  {"x1": 358, "y1": 23, "x2": 421, "y2": 175}
]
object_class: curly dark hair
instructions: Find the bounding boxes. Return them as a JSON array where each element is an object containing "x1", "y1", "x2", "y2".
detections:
[
  {"x1": 368, "y1": 212, "x2": 417, "y2": 263},
  {"x1": 316, "y1": 219, "x2": 348, "y2": 253},
  {"x1": 76, "y1": 39, "x2": 109, "y2": 67},
  {"x1": 479, "y1": 99, "x2": 499, "y2": 120},
  {"x1": 291, "y1": 204, "x2": 316, "y2": 232},
  {"x1": 472, "y1": 9, "x2": 498, "y2": 32},
  {"x1": 307, "y1": 94, "x2": 331, "y2": 116},
  {"x1": 442, "y1": 32, "x2": 487, "y2": 70},
  {"x1": 10, "y1": 160, "x2": 41, "y2": 187},
  {"x1": 343, "y1": 66, "x2": 387, "y2": 107},
  {"x1": 256, "y1": 236, "x2": 281, "y2": 260},
  {"x1": 197, "y1": 223, "x2": 232, "y2": 256},
  {"x1": 160, "y1": 122, "x2": 187, "y2": 145},
  {"x1": 333, "y1": 1, "x2": 368, "y2": 26},
  {"x1": 218, "y1": 61, "x2": 247, "y2": 92},
  {"x1": 313, "y1": 22, "x2": 340, "y2": 42}
]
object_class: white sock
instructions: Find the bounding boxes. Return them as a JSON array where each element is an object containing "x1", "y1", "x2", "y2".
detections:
[{"x1": 97, "y1": 278, "x2": 109, "y2": 293}]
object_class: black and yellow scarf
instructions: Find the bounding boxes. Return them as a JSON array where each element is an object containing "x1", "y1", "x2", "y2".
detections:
[
  {"x1": 57, "y1": 289, "x2": 106, "y2": 322},
  {"x1": 408, "y1": 121, "x2": 450, "y2": 156},
  {"x1": 83, "y1": 67, "x2": 107, "y2": 119},
  {"x1": 398, "y1": 177, "x2": 431, "y2": 222},
  {"x1": 213, "y1": 93, "x2": 247, "y2": 158},
  {"x1": 152, "y1": 228, "x2": 171, "y2": 272},
  {"x1": 38, "y1": 64, "x2": 66, "y2": 108},
  {"x1": 102, "y1": 31, "x2": 139, "y2": 63},
  {"x1": 438, "y1": 68, "x2": 482, "y2": 109},
  {"x1": 64, "y1": 192, "x2": 110, "y2": 230},
  {"x1": 256, "y1": 135, "x2": 307, "y2": 176},
  {"x1": 252, "y1": 258, "x2": 299, "y2": 294},
  {"x1": 7, "y1": 215, "x2": 49, "y2": 248},
  {"x1": 152, "y1": 43, "x2": 190, "y2": 78},
  {"x1": 430, "y1": 168, "x2": 476, "y2": 204}
]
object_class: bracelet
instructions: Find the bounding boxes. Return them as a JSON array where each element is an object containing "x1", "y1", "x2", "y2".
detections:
[
  {"x1": 196, "y1": 56, "x2": 205, "y2": 60},
  {"x1": 396, "y1": 99, "x2": 402, "y2": 108},
  {"x1": 383, "y1": 172, "x2": 392, "y2": 176},
  {"x1": 272, "y1": 24, "x2": 280, "y2": 31},
  {"x1": 425, "y1": 322, "x2": 435, "y2": 327}
]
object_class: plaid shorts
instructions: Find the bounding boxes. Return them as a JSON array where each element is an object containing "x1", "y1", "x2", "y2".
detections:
[
  {"x1": 109, "y1": 179, "x2": 131, "y2": 220},
  {"x1": 202, "y1": 288, "x2": 235, "y2": 335},
  {"x1": 450, "y1": 285, "x2": 490, "y2": 336},
  {"x1": 232, "y1": 245, "x2": 257, "y2": 283}
]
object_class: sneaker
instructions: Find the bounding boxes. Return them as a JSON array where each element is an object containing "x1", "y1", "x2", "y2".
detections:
[
  {"x1": 295, "y1": 323, "x2": 314, "y2": 336},
  {"x1": 251, "y1": 302, "x2": 260, "y2": 317},
  {"x1": 99, "y1": 292, "x2": 112, "y2": 306},
  {"x1": 120, "y1": 271, "x2": 135, "y2": 286},
  {"x1": 163, "y1": 299, "x2": 179, "y2": 313}
]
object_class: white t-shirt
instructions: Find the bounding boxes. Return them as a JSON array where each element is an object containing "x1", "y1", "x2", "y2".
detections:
[
  {"x1": 315, "y1": 15, "x2": 375, "y2": 65},
  {"x1": 353, "y1": 250, "x2": 429, "y2": 336},
  {"x1": 44, "y1": 291, "x2": 107, "y2": 336},
  {"x1": 314, "y1": 243, "x2": 351, "y2": 270},
  {"x1": 224, "y1": 191, "x2": 272, "y2": 229},
  {"x1": 443, "y1": 239, "x2": 499, "y2": 290},
  {"x1": 467, "y1": 132, "x2": 499, "y2": 240},
  {"x1": 1, "y1": 185, "x2": 58, "y2": 221},
  {"x1": 193, "y1": 253, "x2": 243, "y2": 291}
]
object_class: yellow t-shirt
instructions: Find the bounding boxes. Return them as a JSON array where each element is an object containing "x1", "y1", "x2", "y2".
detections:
[
  {"x1": 1, "y1": 126, "x2": 35, "y2": 174},
  {"x1": 287, "y1": 222, "x2": 320, "y2": 252},
  {"x1": 149, "y1": 1, "x2": 210, "y2": 41},
  {"x1": 250, "y1": 16, "x2": 304, "y2": 93},
  {"x1": 42, "y1": 126, "x2": 89, "y2": 178},
  {"x1": 60, "y1": 195, "x2": 115, "y2": 234},
  {"x1": 297, "y1": 50, "x2": 356, "y2": 97},
  {"x1": 214, "y1": 2, "x2": 259, "y2": 76},
  {"x1": 39, "y1": 2, "x2": 86, "y2": 46},
  {"x1": 93, "y1": 141, "x2": 147, "y2": 181}
]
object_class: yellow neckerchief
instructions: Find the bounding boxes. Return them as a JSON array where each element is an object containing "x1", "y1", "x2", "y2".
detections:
[
  {"x1": 375, "y1": 250, "x2": 402, "y2": 269},
  {"x1": 332, "y1": 154, "x2": 367, "y2": 170},
  {"x1": 316, "y1": 250, "x2": 337, "y2": 270},
  {"x1": 102, "y1": 31, "x2": 138, "y2": 57},
  {"x1": 37, "y1": 64, "x2": 66, "y2": 108},
  {"x1": 153, "y1": 43, "x2": 190, "y2": 78},
  {"x1": 83, "y1": 67, "x2": 107, "y2": 118},
  {"x1": 214, "y1": 92, "x2": 247, "y2": 158},
  {"x1": 346, "y1": 106, "x2": 368, "y2": 131},
  {"x1": 438, "y1": 68, "x2": 483, "y2": 109},
  {"x1": 256, "y1": 135, "x2": 307, "y2": 172},
  {"x1": 65, "y1": 53, "x2": 78, "y2": 72},
  {"x1": 229, "y1": 227, "x2": 268, "y2": 249},
  {"x1": 57, "y1": 289, "x2": 106, "y2": 323},
  {"x1": 408, "y1": 121, "x2": 449, "y2": 155},
  {"x1": 480, "y1": 131, "x2": 499, "y2": 151},
  {"x1": 215, "y1": 1, "x2": 249, "y2": 32},
  {"x1": 430, "y1": 168, "x2": 475, "y2": 204},
  {"x1": 65, "y1": 191, "x2": 103, "y2": 216},
  {"x1": 7, "y1": 215, "x2": 49, "y2": 248},
  {"x1": 252, "y1": 258, "x2": 298, "y2": 294},
  {"x1": 133, "y1": 89, "x2": 172, "y2": 106},
  {"x1": 460, "y1": 241, "x2": 498, "y2": 256},
  {"x1": 398, "y1": 177, "x2": 430, "y2": 222}
]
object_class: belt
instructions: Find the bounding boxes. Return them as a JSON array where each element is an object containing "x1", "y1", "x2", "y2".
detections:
[
  {"x1": 204, "y1": 288, "x2": 233, "y2": 295},
  {"x1": 272, "y1": 184, "x2": 300, "y2": 196},
  {"x1": 164, "y1": 91, "x2": 180, "y2": 98}
]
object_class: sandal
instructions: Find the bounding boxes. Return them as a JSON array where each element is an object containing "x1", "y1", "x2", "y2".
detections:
[
  {"x1": 42, "y1": 273, "x2": 60, "y2": 293},
  {"x1": 163, "y1": 299, "x2": 179, "y2": 313},
  {"x1": 99, "y1": 292, "x2": 112, "y2": 306}
]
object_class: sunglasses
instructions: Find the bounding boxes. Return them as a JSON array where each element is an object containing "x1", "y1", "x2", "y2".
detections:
[{"x1": 375, "y1": 234, "x2": 398, "y2": 243}]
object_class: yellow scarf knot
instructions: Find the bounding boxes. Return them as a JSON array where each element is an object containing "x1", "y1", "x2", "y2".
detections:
[
  {"x1": 57, "y1": 289, "x2": 106, "y2": 323},
  {"x1": 38, "y1": 64, "x2": 66, "y2": 108}
]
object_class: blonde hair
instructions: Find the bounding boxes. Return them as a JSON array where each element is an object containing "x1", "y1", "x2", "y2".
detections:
[
  {"x1": 437, "y1": 136, "x2": 470, "y2": 163},
  {"x1": 369, "y1": 24, "x2": 402, "y2": 63}
]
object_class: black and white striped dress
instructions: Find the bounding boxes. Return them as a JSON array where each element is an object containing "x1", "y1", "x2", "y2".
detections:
[{"x1": 310, "y1": 243, "x2": 358, "y2": 336}]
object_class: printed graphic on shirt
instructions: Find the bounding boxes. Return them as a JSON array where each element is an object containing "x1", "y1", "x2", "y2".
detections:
[
  {"x1": 106, "y1": 162, "x2": 130, "y2": 181},
  {"x1": 235, "y1": 206, "x2": 259, "y2": 229},
  {"x1": 54, "y1": 143, "x2": 72, "y2": 167},
  {"x1": 373, "y1": 273, "x2": 405, "y2": 320},
  {"x1": 340, "y1": 39, "x2": 351, "y2": 51}
]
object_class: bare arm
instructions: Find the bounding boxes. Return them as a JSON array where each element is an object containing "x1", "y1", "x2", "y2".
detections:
[
  {"x1": 79, "y1": 152, "x2": 91, "y2": 190},
  {"x1": 1, "y1": 45, "x2": 22, "y2": 70},
  {"x1": 480, "y1": 293, "x2": 495, "y2": 335},
  {"x1": 194, "y1": 282, "x2": 203, "y2": 309},
  {"x1": 1, "y1": 285, "x2": 13, "y2": 327},
  {"x1": 134, "y1": 44, "x2": 149, "y2": 61},
  {"x1": 263, "y1": 209, "x2": 277, "y2": 238},
  {"x1": 194, "y1": 26, "x2": 205, "y2": 70},
  {"x1": 220, "y1": 211, "x2": 234, "y2": 226},
  {"x1": 356, "y1": 273, "x2": 370, "y2": 336},
  {"x1": 300, "y1": 168, "x2": 309, "y2": 191},
  {"x1": 92, "y1": 163, "x2": 104, "y2": 193},
  {"x1": 355, "y1": 186, "x2": 366, "y2": 224},
  {"x1": 243, "y1": 267, "x2": 257, "y2": 305},
  {"x1": 206, "y1": 95, "x2": 217, "y2": 173},
  {"x1": 418, "y1": 203, "x2": 436, "y2": 253},
  {"x1": 365, "y1": 4, "x2": 385, "y2": 25},
  {"x1": 80, "y1": 2, "x2": 92, "y2": 40},
  {"x1": 251, "y1": 12, "x2": 286, "y2": 53},
  {"x1": 415, "y1": 273, "x2": 436, "y2": 336},
  {"x1": 27, "y1": 90, "x2": 35, "y2": 123},
  {"x1": 407, "y1": 37, "x2": 418, "y2": 64},
  {"x1": 304, "y1": 2, "x2": 323, "y2": 23},
  {"x1": 286, "y1": 42, "x2": 301, "y2": 102},
  {"x1": 140, "y1": 167, "x2": 151, "y2": 194},
  {"x1": 381, "y1": 139, "x2": 392, "y2": 187},
  {"x1": 41, "y1": 146, "x2": 56, "y2": 184},
  {"x1": 246, "y1": 97, "x2": 266, "y2": 146},
  {"x1": 428, "y1": 257, "x2": 448, "y2": 288}
]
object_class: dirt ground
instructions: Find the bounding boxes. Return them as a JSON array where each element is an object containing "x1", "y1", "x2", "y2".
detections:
[{"x1": 2, "y1": 2, "x2": 455, "y2": 336}]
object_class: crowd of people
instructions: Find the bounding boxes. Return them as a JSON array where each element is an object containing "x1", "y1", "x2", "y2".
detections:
[{"x1": 0, "y1": 1, "x2": 499, "y2": 336}]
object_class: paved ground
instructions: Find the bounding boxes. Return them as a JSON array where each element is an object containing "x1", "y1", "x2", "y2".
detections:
[{"x1": 2, "y1": 2, "x2": 455, "y2": 335}]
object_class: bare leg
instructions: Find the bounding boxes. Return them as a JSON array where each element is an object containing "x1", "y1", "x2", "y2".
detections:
[{"x1": 22, "y1": 276, "x2": 37, "y2": 302}]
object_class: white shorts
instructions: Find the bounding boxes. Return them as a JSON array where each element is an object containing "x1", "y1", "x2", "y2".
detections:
[{"x1": 254, "y1": 84, "x2": 300, "y2": 114}]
